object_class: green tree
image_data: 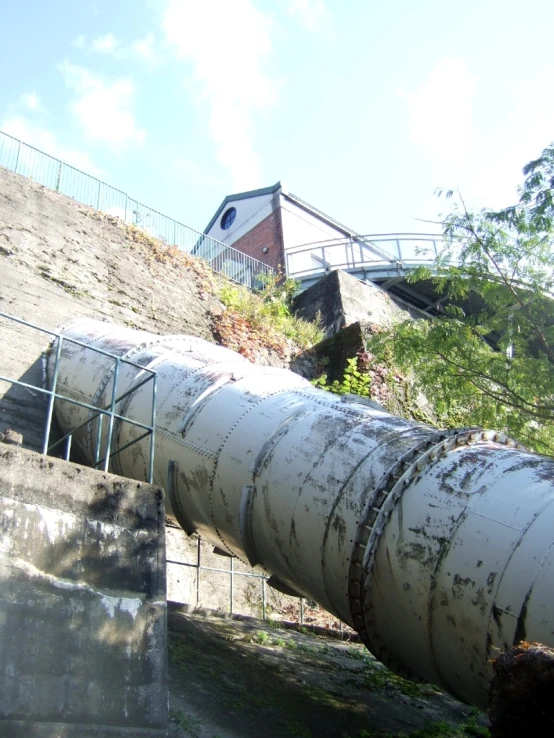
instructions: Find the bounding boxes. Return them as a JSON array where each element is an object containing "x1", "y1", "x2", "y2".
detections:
[{"x1": 368, "y1": 142, "x2": 554, "y2": 455}]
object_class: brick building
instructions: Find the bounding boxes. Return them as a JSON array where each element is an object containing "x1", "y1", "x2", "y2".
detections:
[
  {"x1": 200, "y1": 182, "x2": 445, "y2": 311},
  {"x1": 201, "y1": 182, "x2": 361, "y2": 277}
]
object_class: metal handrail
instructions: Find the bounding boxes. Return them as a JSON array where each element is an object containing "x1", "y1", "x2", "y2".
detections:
[
  {"x1": 289, "y1": 232, "x2": 443, "y2": 249},
  {"x1": 167, "y1": 534, "x2": 345, "y2": 634},
  {"x1": 0, "y1": 310, "x2": 157, "y2": 482},
  {"x1": 286, "y1": 233, "x2": 443, "y2": 280},
  {"x1": 0, "y1": 129, "x2": 273, "y2": 290}
]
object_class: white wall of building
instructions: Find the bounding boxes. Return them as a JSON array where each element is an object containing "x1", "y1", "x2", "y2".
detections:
[
  {"x1": 280, "y1": 195, "x2": 351, "y2": 276},
  {"x1": 206, "y1": 191, "x2": 278, "y2": 245}
]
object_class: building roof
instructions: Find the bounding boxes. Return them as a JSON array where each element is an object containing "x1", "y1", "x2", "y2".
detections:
[
  {"x1": 203, "y1": 181, "x2": 360, "y2": 238},
  {"x1": 203, "y1": 181, "x2": 282, "y2": 234},
  {"x1": 284, "y1": 192, "x2": 358, "y2": 238}
]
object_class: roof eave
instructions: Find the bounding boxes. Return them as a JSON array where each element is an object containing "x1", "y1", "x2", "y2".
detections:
[{"x1": 203, "y1": 181, "x2": 282, "y2": 234}]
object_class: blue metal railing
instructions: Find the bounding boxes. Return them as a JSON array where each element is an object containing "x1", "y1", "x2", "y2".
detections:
[
  {"x1": 0, "y1": 310, "x2": 157, "y2": 483},
  {"x1": 0, "y1": 129, "x2": 273, "y2": 290}
]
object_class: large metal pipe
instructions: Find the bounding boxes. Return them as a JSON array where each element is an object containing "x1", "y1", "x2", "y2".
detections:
[{"x1": 49, "y1": 319, "x2": 554, "y2": 709}]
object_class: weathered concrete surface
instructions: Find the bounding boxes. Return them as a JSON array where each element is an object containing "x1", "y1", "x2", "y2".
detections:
[
  {"x1": 166, "y1": 607, "x2": 488, "y2": 738},
  {"x1": 166, "y1": 525, "x2": 312, "y2": 621},
  {"x1": 292, "y1": 269, "x2": 419, "y2": 339},
  {"x1": 291, "y1": 319, "x2": 395, "y2": 383},
  {"x1": 4, "y1": 723, "x2": 168, "y2": 737},
  {"x1": 0, "y1": 164, "x2": 310, "y2": 637},
  {"x1": 0, "y1": 165, "x2": 223, "y2": 451},
  {"x1": 0, "y1": 445, "x2": 168, "y2": 737},
  {"x1": 0, "y1": 166, "x2": 297, "y2": 453},
  {"x1": 306, "y1": 321, "x2": 372, "y2": 382}
]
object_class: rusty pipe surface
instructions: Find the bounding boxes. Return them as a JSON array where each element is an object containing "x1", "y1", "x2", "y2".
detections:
[{"x1": 49, "y1": 319, "x2": 554, "y2": 708}]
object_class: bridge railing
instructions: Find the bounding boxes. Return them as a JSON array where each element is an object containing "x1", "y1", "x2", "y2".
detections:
[
  {"x1": 0, "y1": 129, "x2": 273, "y2": 290},
  {"x1": 286, "y1": 233, "x2": 443, "y2": 280}
]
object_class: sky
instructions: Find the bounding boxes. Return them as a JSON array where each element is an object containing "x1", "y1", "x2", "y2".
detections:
[{"x1": 2, "y1": 0, "x2": 554, "y2": 237}]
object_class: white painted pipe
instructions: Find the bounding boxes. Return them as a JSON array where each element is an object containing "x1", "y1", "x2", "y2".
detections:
[{"x1": 49, "y1": 319, "x2": 554, "y2": 708}]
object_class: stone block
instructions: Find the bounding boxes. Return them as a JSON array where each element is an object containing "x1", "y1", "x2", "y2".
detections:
[
  {"x1": 0, "y1": 446, "x2": 167, "y2": 737},
  {"x1": 293, "y1": 269, "x2": 415, "y2": 338}
]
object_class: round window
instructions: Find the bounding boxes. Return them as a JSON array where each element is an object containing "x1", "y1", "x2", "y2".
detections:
[{"x1": 220, "y1": 207, "x2": 237, "y2": 230}]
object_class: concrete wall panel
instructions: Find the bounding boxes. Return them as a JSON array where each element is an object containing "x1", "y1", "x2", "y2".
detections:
[{"x1": 0, "y1": 445, "x2": 167, "y2": 736}]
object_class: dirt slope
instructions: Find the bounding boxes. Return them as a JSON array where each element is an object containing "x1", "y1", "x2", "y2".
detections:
[{"x1": 167, "y1": 607, "x2": 488, "y2": 738}]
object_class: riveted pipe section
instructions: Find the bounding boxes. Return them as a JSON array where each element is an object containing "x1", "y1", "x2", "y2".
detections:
[{"x1": 49, "y1": 319, "x2": 554, "y2": 708}]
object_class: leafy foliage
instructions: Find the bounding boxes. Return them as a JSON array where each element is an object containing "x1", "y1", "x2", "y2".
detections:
[
  {"x1": 369, "y1": 142, "x2": 554, "y2": 455},
  {"x1": 215, "y1": 268, "x2": 323, "y2": 360},
  {"x1": 312, "y1": 357, "x2": 372, "y2": 397},
  {"x1": 312, "y1": 352, "x2": 438, "y2": 424}
]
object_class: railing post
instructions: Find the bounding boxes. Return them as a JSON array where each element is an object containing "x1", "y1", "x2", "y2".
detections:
[
  {"x1": 148, "y1": 374, "x2": 157, "y2": 484},
  {"x1": 14, "y1": 140, "x2": 21, "y2": 174},
  {"x1": 230, "y1": 556, "x2": 234, "y2": 614},
  {"x1": 196, "y1": 538, "x2": 201, "y2": 606},
  {"x1": 94, "y1": 413, "x2": 103, "y2": 468},
  {"x1": 103, "y1": 357, "x2": 120, "y2": 472},
  {"x1": 55, "y1": 161, "x2": 62, "y2": 192},
  {"x1": 43, "y1": 336, "x2": 64, "y2": 455},
  {"x1": 262, "y1": 577, "x2": 266, "y2": 620}
]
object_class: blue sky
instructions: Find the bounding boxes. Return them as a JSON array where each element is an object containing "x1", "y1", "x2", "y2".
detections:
[{"x1": 2, "y1": 0, "x2": 554, "y2": 237}]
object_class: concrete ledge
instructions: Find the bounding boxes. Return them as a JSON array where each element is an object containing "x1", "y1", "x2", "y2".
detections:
[
  {"x1": 1, "y1": 720, "x2": 168, "y2": 737},
  {"x1": 293, "y1": 269, "x2": 412, "y2": 338},
  {"x1": 0, "y1": 446, "x2": 168, "y2": 733}
]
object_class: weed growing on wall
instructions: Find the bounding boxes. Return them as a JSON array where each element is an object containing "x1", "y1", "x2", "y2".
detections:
[
  {"x1": 121, "y1": 219, "x2": 323, "y2": 360},
  {"x1": 312, "y1": 357, "x2": 372, "y2": 397},
  {"x1": 214, "y1": 268, "x2": 324, "y2": 361},
  {"x1": 312, "y1": 351, "x2": 443, "y2": 427}
]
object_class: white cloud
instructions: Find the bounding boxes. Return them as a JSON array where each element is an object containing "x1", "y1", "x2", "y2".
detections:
[
  {"x1": 175, "y1": 157, "x2": 222, "y2": 186},
  {"x1": 91, "y1": 32, "x2": 121, "y2": 54},
  {"x1": 285, "y1": 0, "x2": 327, "y2": 32},
  {"x1": 399, "y1": 58, "x2": 474, "y2": 167},
  {"x1": 160, "y1": 0, "x2": 278, "y2": 191},
  {"x1": 16, "y1": 92, "x2": 45, "y2": 114},
  {"x1": 130, "y1": 33, "x2": 156, "y2": 61},
  {"x1": 59, "y1": 62, "x2": 146, "y2": 149},
  {"x1": 74, "y1": 32, "x2": 158, "y2": 63},
  {"x1": 465, "y1": 72, "x2": 554, "y2": 210},
  {"x1": 1, "y1": 114, "x2": 104, "y2": 177}
]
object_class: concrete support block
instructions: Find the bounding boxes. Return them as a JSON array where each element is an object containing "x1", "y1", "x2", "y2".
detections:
[
  {"x1": 0, "y1": 445, "x2": 168, "y2": 737},
  {"x1": 293, "y1": 269, "x2": 413, "y2": 338}
]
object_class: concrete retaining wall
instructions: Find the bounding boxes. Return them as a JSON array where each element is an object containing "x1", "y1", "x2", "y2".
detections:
[
  {"x1": 0, "y1": 165, "x2": 223, "y2": 452},
  {"x1": 0, "y1": 445, "x2": 168, "y2": 737},
  {"x1": 293, "y1": 269, "x2": 416, "y2": 338}
]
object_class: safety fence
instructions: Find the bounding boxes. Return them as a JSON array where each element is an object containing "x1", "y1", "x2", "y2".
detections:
[
  {"x1": 286, "y1": 232, "x2": 443, "y2": 282},
  {"x1": 0, "y1": 310, "x2": 157, "y2": 480},
  {"x1": 0, "y1": 129, "x2": 273, "y2": 290},
  {"x1": 166, "y1": 527, "x2": 347, "y2": 634}
]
